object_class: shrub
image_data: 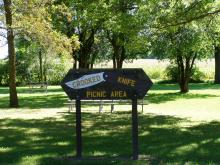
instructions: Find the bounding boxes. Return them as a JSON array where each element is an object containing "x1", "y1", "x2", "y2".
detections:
[
  {"x1": 147, "y1": 68, "x2": 165, "y2": 80},
  {"x1": 0, "y1": 60, "x2": 9, "y2": 86},
  {"x1": 192, "y1": 67, "x2": 206, "y2": 83},
  {"x1": 165, "y1": 65, "x2": 206, "y2": 83},
  {"x1": 165, "y1": 65, "x2": 179, "y2": 82}
]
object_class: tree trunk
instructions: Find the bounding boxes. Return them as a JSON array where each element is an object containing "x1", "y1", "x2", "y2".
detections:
[
  {"x1": 178, "y1": 62, "x2": 189, "y2": 93},
  {"x1": 90, "y1": 53, "x2": 97, "y2": 69},
  {"x1": 179, "y1": 79, "x2": 189, "y2": 93},
  {"x1": 214, "y1": 46, "x2": 220, "y2": 84},
  {"x1": 73, "y1": 60, "x2": 77, "y2": 69},
  {"x1": 110, "y1": 34, "x2": 126, "y2": 69},
  {"x1": 116, "y1": 57, "x2": 123, "y2": 68},
  {"x1": 78, "y1": 51, "x2": 89, "y2": 68},
  {"x1": 39, "y1": 50, "x2": 43, "y2": 85},
  {"x1": 43, "y1": 53, "x2": 47, "y2": 83},
  {"x1": 112, "y1": 45, "x2": 119, "y2": 69},
  {"x1": 78, "y1": 30, "x2": 95, "y2": 69},
  {"x1": 3, "y1": 0, "x2": 19, "y2": 107},
  {"x1": 177, "y1": 55, "x2": 189, "y2": 93},
  {"x1": 113, "y1": 57, "x2": 116, "y2": 69},
  {"x1": 72, "y1": 51, "x2": 77, "y2": 69},
  {"x1": 113, "y1": 46, "x2": 125, "y2": 69},
  {"x1": 176, "y1": 51, "x2": 197, "y2": 94},
  {"x1": 118, "y1": 46, "x2": 125, "y2": 69},
  {"x1": 179, "y1": 65, "x2": 190, "y2": 93}
]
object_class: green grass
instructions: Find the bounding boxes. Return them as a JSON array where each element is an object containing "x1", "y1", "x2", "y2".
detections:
[
  {"x1": 0, "y1": 84, "x2": 220, "y2": 164},
  {"x1": 0, "y1": 86, "x2": 66, "y2": 109}
]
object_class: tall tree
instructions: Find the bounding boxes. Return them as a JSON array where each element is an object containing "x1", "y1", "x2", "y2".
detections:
[
  {"x1": 139, "y1": 0, "x2": 219, "y2": 92},
  {"x1": 105, "y1": 0, "x2": 141, "y2": 68},
  {"x1": 191, "y1": 3, "x2": 220, "y2": 84},
  {"x1": 215, "y1": 46, "x2": 220, "y2": 83},
  {"x1": 207, "y1": 14, "x2": 220, "y2": 84},
  {"x1": 3, "y1": 0, "x2": 18, "y2": 107},
  {"x1": 1, "y1": 0, "x2": 74, "y2": 107},
  {"x1": 52, "y1": 0, "x2": 107, "y2": 69},
  {"x1": 152, "y1": 24, "x2": 213, "y2": 93}
]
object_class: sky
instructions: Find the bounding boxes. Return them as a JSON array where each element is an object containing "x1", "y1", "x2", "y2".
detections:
[
  {"x1": 0, "y1": 20, "x2": 8, "y2": 60},
  {"x1": 0, "y1": 40, "x2": 8, "y2": 60},
  {"x1": 0, "y1": 28, "x2": 8, "y2": 60}
]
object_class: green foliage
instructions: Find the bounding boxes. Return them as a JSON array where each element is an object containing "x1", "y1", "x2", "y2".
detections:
[
  {"x1": 148, "y1": 68, "x2": 165, "y2": 80},
  {"x1": 192, "y1": 67, "x2": 207, "y2": 83},
  {"x1": 165, "y1": 65, "x2": 206, "y2": 83},
  {"x1": 46, "y1": 57, "x2": 71, "y2": 85},
  {"x1": 152, "y1": 24, "x2": 214, "y2": 61},
  {"x1": 7, "y1": 37, "x2": 72, "y2": 86},
  {"x1": 165, "y1": 65, "x2": 179, "y2": 82},
  {"x1": 0, "y1": 60, "x2": 8, "y2": 86},
  {"x1": 13, "y1": 0, "x2": 74, "y2": 56},
  {"x1": 51, "y1": 0, "x2": 109, "y2": 67}
]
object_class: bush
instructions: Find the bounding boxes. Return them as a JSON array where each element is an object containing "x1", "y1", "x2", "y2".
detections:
[
  {"x1": 148, "y1": 68, "x2": 164, "y2": 80},
  {"x1": 0, "y1": 60, "x2": 9, "y2": 86},
  {"x1": 192, "y1": 67, "x2": 206, "y2": 83},
  {"x1": 165, "y1": 65, "x2": 206, "y2": 83},
  {"x1": 165, "y1": 65, "x2": 179, "y2": 82}
]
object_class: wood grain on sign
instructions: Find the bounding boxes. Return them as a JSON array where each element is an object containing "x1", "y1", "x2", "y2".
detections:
[{"x1": 61, "y1": 69, "x2": 153, "y2": 100}]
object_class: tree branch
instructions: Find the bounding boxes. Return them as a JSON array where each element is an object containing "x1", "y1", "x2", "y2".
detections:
[
  {"x1": 165, "y1": 8, "x2": 220, "y2": 28},
  {"x1": 152, "y1": 8, "x2": 220, "y2": 30},
  {"x1": 0, "y1": 32, "x2": 7, "y2": 38},
  {"x1": 190, "y1": 53, "x2": 197, "y2": 71}
]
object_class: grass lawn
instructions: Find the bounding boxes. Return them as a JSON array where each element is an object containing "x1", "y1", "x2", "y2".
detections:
[{"x1": 0, "y1": 83, "x2": 220, "y2": 164}]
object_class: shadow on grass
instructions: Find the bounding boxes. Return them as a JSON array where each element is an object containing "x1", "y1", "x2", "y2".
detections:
[
  {"x1": 1, "y1": 92, "x2": 217, "y2": 109},
  {"x1": 0, "y1": 86, "x2": 63, "y2": 94},
  {"x1": 0, "y1": 94, "x2": 67, "y2": 109},
  {"x1": 1, "y1": 83, "x2": 220, "y2": 109},
  {"x1": 0, "y1": 112, "x2": 220, "y2": 164},
  {"x1": 0, "y1": 87, "x2": 9, "y2": 94}
]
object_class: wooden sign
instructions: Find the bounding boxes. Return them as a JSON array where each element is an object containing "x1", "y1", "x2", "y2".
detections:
[
  {"x1": 61, "y1": 68, "x2": 153, "y2": 160},
  {"x1": 61, "y1": 69, "x2": 153, "y2": 100}
]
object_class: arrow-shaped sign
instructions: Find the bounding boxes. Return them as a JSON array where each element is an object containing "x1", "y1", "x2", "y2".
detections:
[
  {"x1": 61, "y1": 69, "x2": 153, "y2": 100},
  {"x1": 65, "y1": 72, "x2": 105, "y2": 89}
]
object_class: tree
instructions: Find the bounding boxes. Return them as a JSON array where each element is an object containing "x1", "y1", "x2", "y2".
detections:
[
  {"x1": 15, "y1": 35, "x2": 72, "y2": 85},
  {"x1": 206, "y1": 15, "x2": 220, "y2": 84},
  {"x1": 51, "y1": 0, "x2": 107, "y2": 69},
  {"x1": 215, "y1": 46, "x2": 220, "y2": 83},
  {"x1": 213, "y1": 1, "x2": 220, "y2": 84},
  {"x1": 104, "y1": 0, "x2": 141, "y2": 68},
  {"x1": 190, "y1": 0, "x2": 220, "y2": 84},
  {"x1": 138, "y1": 0, "x2": 219, "y2": 92},
  {"x1": 52, "y1": 0, "x2": 145, "y2": 69},
  {"x1": 3, "y1": 0, "x2": 18, "y2": 107},
  {"x1": 1, "y1": 0, "x2": 74, "y2": 107},
  {"x1": 152, "y1": 24, "x2": 213, "y2": 93}
]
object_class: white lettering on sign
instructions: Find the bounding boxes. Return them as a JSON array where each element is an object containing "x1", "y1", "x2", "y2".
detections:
[{"x1": 65, "y1": 72, "x2": 105, "y2": 89}]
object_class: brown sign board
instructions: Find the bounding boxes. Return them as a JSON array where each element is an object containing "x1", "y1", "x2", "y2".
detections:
[{"x1": 61, "y1": 68, "x2": 153, "y2": 100}]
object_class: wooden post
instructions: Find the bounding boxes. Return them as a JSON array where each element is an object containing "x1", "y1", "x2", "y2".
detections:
[
  {"x1": 99, "y1": 100, "x2": 103, "y2": 113},
  {"x1": 142, "y1": 99, "x2": 144, "y2": 113},
  {"x1": 111, "y1": 100, "x2": 114, "y2": 113},
  {"x1": 132, "y1": 98, "x2": 138, "y2": 160},
  {"x1": 75, "y1": 99, "x2": 82, "y2": 159}
]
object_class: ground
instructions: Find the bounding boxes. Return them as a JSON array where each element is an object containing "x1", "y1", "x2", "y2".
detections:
[{"x1": 0, "y1": 83, "x2": 220, "y2": 165}]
